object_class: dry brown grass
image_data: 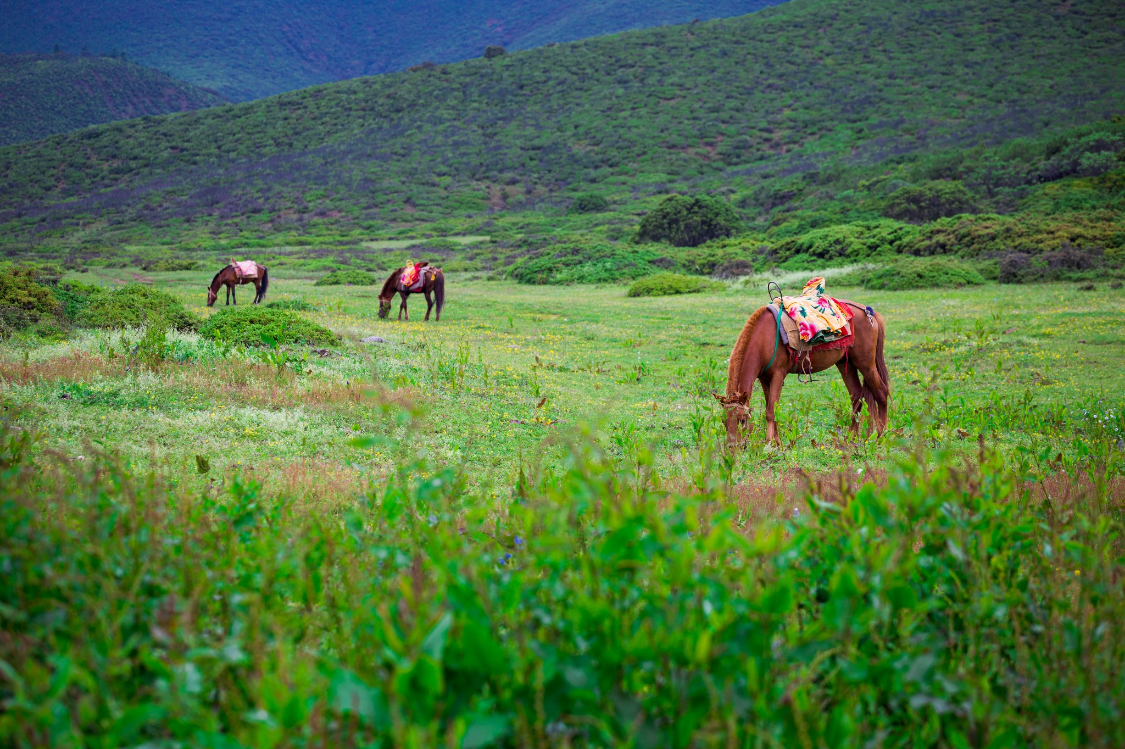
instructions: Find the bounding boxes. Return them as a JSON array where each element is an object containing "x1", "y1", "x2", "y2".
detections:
[{"x1": 0, "y1": 351, "x2": 125, "y2": 386}]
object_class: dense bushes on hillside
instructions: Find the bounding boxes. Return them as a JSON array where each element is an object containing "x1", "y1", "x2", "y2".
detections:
[
  {"x1": 882, "y1": 181, "x2": 976, "y2": 224},
  {"x1": 315, "y1": 269, "x2": 378, "y2": 286},
  {"x1": 847, "y1": 257, "x2": 985, "y2": 291},
  {"x1": 634, "y1": 195, "x2": 741, "y2": 247},
  {"x1": 567, "y1": 194, "x2": 610, "y2": 214}
]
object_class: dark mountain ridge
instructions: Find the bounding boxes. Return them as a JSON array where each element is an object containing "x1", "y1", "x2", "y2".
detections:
[
  {"x1": 0, "y1": 0, "x2": 786, "y2": 101},
  {"x1": 0, "y1": 52, "x2": 226, "y2": 146}
]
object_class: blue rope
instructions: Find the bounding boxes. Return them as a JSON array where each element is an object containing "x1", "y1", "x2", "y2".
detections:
[{"x1": 765, "y1": 307, "x2": 782, "y2": 371}]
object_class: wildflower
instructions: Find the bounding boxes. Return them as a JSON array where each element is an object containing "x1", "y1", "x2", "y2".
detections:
[{"x1": 514, "y1": 535, "x2": 524, "y2": 547}]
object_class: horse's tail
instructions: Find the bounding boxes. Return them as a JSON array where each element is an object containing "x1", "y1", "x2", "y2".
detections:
[
  {"x1": 434, "y1": 271, "x2": 445, "y2": 318},
  {"x1": 259, "y1": 267, "x2": 269, "y2": 301},
  {"x1": 875, "y1": 313, "x2": 889, "y2": 393}
]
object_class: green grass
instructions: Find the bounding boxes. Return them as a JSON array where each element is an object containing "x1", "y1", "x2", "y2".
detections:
[{"x1": 2, "y1": 273, "x2": 1124, "y2": 746}]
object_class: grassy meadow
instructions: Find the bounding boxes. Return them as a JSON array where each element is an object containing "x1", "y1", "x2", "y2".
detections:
[
  {"x1": 4, "y1": 265, "x2": 1125, "y2": 747},
  {"x1": 5, "y1": 266, "x2": 1124, "y2": 505}
]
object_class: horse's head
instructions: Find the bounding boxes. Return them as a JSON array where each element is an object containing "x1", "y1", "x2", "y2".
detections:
[
  {"x1": 206, "y1": 286, "x2": 218, "y2": 307},
  {"x1": 377, "y1": 297, "x2": 391, "y2": 319},
  {"x1": 713, "y1": 391, "x2": 751, "y2": 448}
]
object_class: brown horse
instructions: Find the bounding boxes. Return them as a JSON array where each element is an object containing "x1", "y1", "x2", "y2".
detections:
[
  {"x1": 378, "y1": 266, "x2": 445, "y2": 321},
  {"x1": 207, "y1": 263, "x2": 269, "y2": 306},
  {"x1": 716, "y1": 303, "x2": 889, "y2": 447}
]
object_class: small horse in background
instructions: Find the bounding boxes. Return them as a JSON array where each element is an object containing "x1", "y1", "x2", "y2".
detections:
[
  {"x1": 207, "y1": 262, "x2": 269, "y2": 306},
  {"x1": 717, "y1": 303, "x2": 890, "y2": 447},
  {"x1": 378, "y1": 265, "x2": 445, "y2": 321}
]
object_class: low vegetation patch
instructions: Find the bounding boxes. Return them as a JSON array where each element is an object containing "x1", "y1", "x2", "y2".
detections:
[
  {"x1": 567, "y1": 194, "x2": 610, "y2": 214},
  {"x1": 266, "y1": 298, "x2": 316, "y2": 311},
  {"x1": 199, "y1": 305, "x2": 337, "y2": 346},
  {"x1": 627, "y1": 272, "x2": 724, "y2": 297},
  {"x1": 315, "y1": 269, "x2": 378, "y2": 286},
  {"x1": 78, "y1": 283, "x2": 199, "y2": 331},
  {"x1": 843, "y1": 257, "x2": 986, "y2": 290}
]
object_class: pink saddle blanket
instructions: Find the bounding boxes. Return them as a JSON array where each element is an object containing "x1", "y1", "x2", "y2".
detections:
[{"x1": 231, "y1": 260, "x2": 258, "y2": 279}]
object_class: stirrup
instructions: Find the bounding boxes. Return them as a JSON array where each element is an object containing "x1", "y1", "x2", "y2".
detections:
[{"x1": 767, "y1": 281, "x2": 783, "y2": 307}]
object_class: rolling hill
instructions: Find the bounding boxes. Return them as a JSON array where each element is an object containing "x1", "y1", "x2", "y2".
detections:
[
  {"x1": 0, "y1": 0, "x2": 1122, "y2": 253},
  {"x1": 0, "y1": 53, "x2": 226, "y2": 146},
  {"x1": 0, "y1": 0, "x2": 786, "y2": 101}
]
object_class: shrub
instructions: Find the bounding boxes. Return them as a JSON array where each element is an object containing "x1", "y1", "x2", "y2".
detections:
[
  {"x1": 883, "y1": 180, "x2": 977, "y2": 223},
  {"x1": 997, "y1": 241, "x2": 1103, "y2": 284},
  {"x1": 508, "y1": 243, "x2": 666, "y2": 285},
  {"x1": 634, "y1": 194, "x2": 741, "y2": 247},
  {"x1": 483, "y1": 45, "x2": 506, "y2": 59},
  {"x1": 315, "y1": 269, "x2": 378, "y2": 286},
  {"x1": 860, "y1": 257, "x2": 985, "y2": 290},
  {"x1": 627, "y1": 273, "x2": 724, "y2": 297},
  {"x1": 712, "y1": 258, "x2": 756, "y2": 279},
  {"x1": 770, "y1": 221, "x2": 919, "y2": 265},
  {"x1": 199, "y1": 305, "x2": 337, "y2": 346},
  {"x1": 0, "y1": 265, "x2": 61, "y2": 335},
  {"x1": 567, "y1": 194, "x2": 610, "y2": 214},
  {"x1": 79, "y1": 284, "x2": 199, "y2": 331},
  {"x1": 53, "y1": 280, "x2": 105, "y2": 321},
  {"x1": 142, "y1": 258, "x2": 200, "y2": 272}
]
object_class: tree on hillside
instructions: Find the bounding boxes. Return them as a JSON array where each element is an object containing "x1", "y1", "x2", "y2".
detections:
[
  {"x1": 483, "y1": 46, "x2": 506, "y2": 59},
  {"x1": 634, "y1": 194, "x2": 741, "y2": 247}
]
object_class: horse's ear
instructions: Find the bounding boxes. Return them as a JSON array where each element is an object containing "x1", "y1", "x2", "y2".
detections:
[
  {"x1": 736, "y1": 390, "x2": 750, "y2": 404},
  {"x1": 711, "y1": 391, "x2": 727, "y2": 404}
]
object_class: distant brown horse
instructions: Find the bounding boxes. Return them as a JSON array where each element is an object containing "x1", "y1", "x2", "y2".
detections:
[
  {"x1": 716, "y1": 303, "x2": 889, "y2": 447},
  {"x1": 378, "y1": 265, "x2": 445, "y2": 321},
  {"x1": 207, "y1": 263, "x2": 269, "y2": 306}
]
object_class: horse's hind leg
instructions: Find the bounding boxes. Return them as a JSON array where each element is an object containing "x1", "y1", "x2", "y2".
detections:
[
  {"x1": 759, "y1": 372, "x2": 786, "y2": 446},
  {"x1": 858, "y1": 364, "x2": 889, "y2": 435},
  {"x1": 423, "y1": 291, "x2": 433, "y2": 321},
  {"x1": 226, "y1": 285, "x2": 231, "y2": 305},
  {"x1": 836, "y1": 358, "x2": 866, "y2": 436},
  {"x1": 399, "y1": 293, "x2": 408, "y2": 321}
]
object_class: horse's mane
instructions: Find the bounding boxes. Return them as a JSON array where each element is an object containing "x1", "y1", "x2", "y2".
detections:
[
  {"x1": 726, "y1": 306, "x2": 768, "y2": 398},
  {"x1": 209, "y1": 269, "x2": 223, "y2": 289},
  {"x1": 379, "y1": 267, "x2": 402, "y2": 299}
]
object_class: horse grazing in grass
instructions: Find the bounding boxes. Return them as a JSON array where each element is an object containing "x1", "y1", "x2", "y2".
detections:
[
  {"x1": 207, "y1": 263, "x2": 269, "y2": 306},
  {"x1": 378, "y1": 265, "x2": 445, "y2": 321},
  {"x1": 716, "y1": 303, "x2": 889, "y2": 447}
]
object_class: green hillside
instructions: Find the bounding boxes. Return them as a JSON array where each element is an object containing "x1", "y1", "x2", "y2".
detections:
[
  {"x1": 0, "y1": 0, "x2": 1122, "y2": 267},
  {"x1": 0, "y1": 53, "x2": 226, "y2": 146},
  {"x1": 0, "y1": 0, "x2": 784, "y2": 101}
]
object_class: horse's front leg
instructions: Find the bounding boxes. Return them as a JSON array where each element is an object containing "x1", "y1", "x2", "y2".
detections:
[
  {"x1": 761, "y1": 373, "x2": 786, "y2": 446},
  {"x1": 423, "y1": 290, "x2": 433, "y2": 321}
]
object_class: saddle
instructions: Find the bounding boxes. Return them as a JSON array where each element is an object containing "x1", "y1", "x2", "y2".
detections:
[
  {"x1": 230, "y1": 260, "x2": 258, "y2": 279},
  {"x1": 402, "y1": 263, "x2": 436, "y2": 291}
]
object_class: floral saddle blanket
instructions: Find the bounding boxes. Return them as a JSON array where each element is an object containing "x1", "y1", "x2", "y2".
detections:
[
  {"x1": 400, "y1": 262, "x2": 431, "y2": 290},
  {"x1": 230, "y1": 260, "x2": 258, "y2": 279},
  {"x1": 777, "y1": 277, "x2": 852, "y2": 349}
]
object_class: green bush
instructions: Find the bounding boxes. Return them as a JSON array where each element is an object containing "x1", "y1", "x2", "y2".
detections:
[
  {"x1": 0, "y1": 265, "x2": 61, "y2": 335},
  {"x1": 634, "y1": 194, "x2": 741, "y2": 247},
  {"x1": 567, "y1": 194, "x2": 610, "y2": 214},
  {"x1": 769, "y1": 220, "x2": 919, "y2": 265},
  {"x1": 199, "y1": 305, "x2": 337, "y2": 347},
  {"x1": 627, "y1": 272, "x2": 724, "y2": 297},
  {"x1": 142, "y1": 258, "x2": 200, "y2": 272},
  {"x1": 315, "y1": 269, "x2": 379, "y2": 286},
  {"x1": 882, "y1": 180, "x2": 977, "y2": 223},
  {"x1": 508, "y1": 243, "x2": 666, "y2": 285},
  {"x1": 859, "y1": 257, "x2": 986, "y2": 290},
  {"x1": 53, "y1": 280, "x2": 105, "y2": 322},
  {"x1": 78, "y1": 283, "x2": 199, "y2": 331}
]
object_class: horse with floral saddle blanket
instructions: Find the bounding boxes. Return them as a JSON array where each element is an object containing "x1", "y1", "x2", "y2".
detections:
[
  {"x1": 379, "y1": 263, "x2": 445, "y2": 321},
  {"x1": 714, "y1": 276, "x2": 890, "y2": 447}
]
